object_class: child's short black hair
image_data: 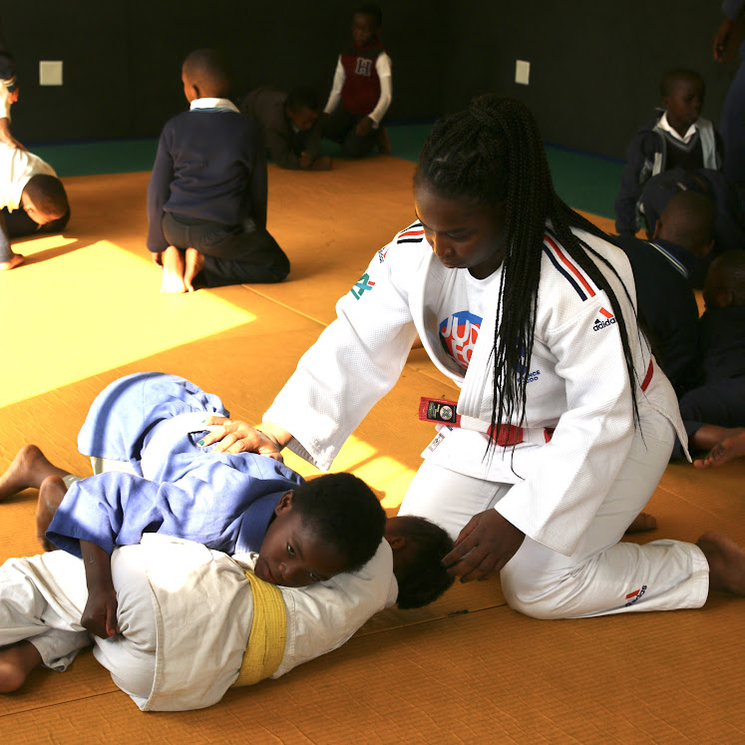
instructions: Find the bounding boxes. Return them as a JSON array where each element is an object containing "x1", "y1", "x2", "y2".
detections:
[
  {"x1": 357, "y1": 3, "x2": 383, "y2": 27},
  {"x1": 24, "y1": 175, "x2": 69, "y2": 220},
  {"x1": 286, "y1": 86, "x2": 320, "y2": 114},
  {"x1": 660, "y1": 68, "x2": 703, "y2": 97},
  {"x1": 391, "y1": 516, "x2": 454, "y2": 609},
  {"x1": 658, "y1": 191, "x2": 715, "y2": 255},
  {"x1": 183, "y1": 48, "x2": 232, "y2": 98},
  {"x1": 292, "y1": 473, "x2": 386, "y2": 572}
]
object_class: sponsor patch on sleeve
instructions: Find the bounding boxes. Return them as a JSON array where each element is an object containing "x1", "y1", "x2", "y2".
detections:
[{"x1": 350, "y1": 272, "x2": 376, "y2": 300}]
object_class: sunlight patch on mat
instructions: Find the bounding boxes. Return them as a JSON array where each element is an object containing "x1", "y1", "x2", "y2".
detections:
[
  {"x1": 282, "y1": 435, "x2": 415, "y2": 512},
  {"x1": 0, "y1": 240, "x2": 255, "y2": 408},
  {"x1": 12, "y1": 234, "x2": 78, "y2": 255}
]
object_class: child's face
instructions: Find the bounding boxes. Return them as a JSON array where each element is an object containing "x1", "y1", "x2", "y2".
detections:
[
  {"x1": 352, "y1": 12, "x2": 378, "y2": 48},
  {"x1": 254, "y1": 492, "x2": 348, "y2": 587},
  {"x1": 664, "y1": 78, "x2": 704, "y2": 134},
  {"x1": 287, "y1": 106, "x2": 319, "y2": 133}
]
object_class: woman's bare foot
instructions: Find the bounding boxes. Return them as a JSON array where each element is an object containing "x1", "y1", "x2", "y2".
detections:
[
  {"x1": 184, "y1": 248, "x2": 204, "y2": 292},
  {"x1": 36, "y1": 475, "x2": 68, "y2": 551},
  {"x1": 694, "y1": 428, "x2": 745, "y2": 469},
  {"x1": 625, "y1": 512, "x2": 657, "y2": 533},
  {"x1": 0, "y1": 642, "x2": 43, "y2": 693},
  {"x1": 0, "y1": 253, "x2": 24, "y2": 271},
  {"x1": 160, "y1": 245, "x2": 187, "y2": 294},
  {"x1": 697, "y1": 532, "x2": 745, "y2": 595},
  {"x1": 0, "y1": 445, "x2": 69, "y2": 501}
]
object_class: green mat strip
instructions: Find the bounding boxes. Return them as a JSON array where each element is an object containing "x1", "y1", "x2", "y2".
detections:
[{"x1": 31, "y1": 125, "x2": 622, "y2": 220}]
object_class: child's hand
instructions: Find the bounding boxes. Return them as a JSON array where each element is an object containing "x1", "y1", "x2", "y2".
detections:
[
  {"x1": 355, "y1": 117, "x2": 373, "y2": 138},
  {"x1": 151, "y1": 251, "x2": 163, "y2": 267},
  {"x1": 199, "y1": 416, "x2": 285, "y2": 461},
  {"x1": 81, "y1": 586, "x2": 119, "y2": 639},
  {"x1": 299, "y1": 151, "x2": 313, "y2": 169}
]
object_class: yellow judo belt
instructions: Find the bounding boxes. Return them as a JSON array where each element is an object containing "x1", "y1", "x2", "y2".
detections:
[{"x1": 231, "y1": 569, "x2": 288, "y2": 687}]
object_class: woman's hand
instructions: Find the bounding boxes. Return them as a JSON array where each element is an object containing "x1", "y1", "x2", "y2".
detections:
[
  {"x1": 198, "y1": 416, "x2": 286, "y2": 461},
  {"x1": 442, "y1": 510, "x2": 525, "y2": 582}
]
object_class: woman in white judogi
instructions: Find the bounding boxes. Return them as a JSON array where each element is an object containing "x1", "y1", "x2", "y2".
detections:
[{"x1": 202, "y1": 96, "x2": 745, "y2": 618}]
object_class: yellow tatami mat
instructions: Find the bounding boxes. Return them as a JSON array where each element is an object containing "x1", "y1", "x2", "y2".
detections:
[{"x1": 0, "y1": 157, "x2": 743, "y2": 742}]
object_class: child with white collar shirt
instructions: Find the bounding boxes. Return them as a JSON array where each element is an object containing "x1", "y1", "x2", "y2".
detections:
[
  {"x1": 146, "y1": 48, "x2": 289, "y2": 294},
  {"x1": 615, "y1": 68, "x2": 724, "y2": 236}
]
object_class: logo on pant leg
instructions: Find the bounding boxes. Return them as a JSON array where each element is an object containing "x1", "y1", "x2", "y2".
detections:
[{"x1": 624, "y1": 584, "x2": 647, "y2": 606}]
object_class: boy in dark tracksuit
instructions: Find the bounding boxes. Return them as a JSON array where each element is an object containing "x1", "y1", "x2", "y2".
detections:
[
  {"x1": 615, "y1": 69, "x2": 724, "y2": 235},
  {"x1": 672, "y1": 251, "x2": 745, "y2": 462},
  {"x1": 614, "y1": 192, "x2": 715, "y2": 394}
]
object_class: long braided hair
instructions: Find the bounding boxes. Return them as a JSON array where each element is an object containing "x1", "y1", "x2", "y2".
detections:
[{"x1": 414, "y1": 95, "x2": 641, "y2": 450}]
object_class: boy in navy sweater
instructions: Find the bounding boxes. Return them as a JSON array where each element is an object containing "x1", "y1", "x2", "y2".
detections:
[{"x1": 147, "y1": 49, "x2": 289, "y2": 293}]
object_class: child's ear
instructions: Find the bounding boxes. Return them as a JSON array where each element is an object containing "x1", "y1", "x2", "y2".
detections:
[{"x1": 275, "y1": 490, "x2": 294, "y2": 515}]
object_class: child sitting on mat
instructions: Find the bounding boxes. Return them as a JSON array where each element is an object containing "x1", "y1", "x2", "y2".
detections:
[
  {"x1": 322, "y1": 3, "x2": 392, "y2": 158},
  {"x1": 0, "y1": 143, "x2": 69, "y2": 271},
  {"x1": 615, "y1": 68, "x2": 723, "y2": 236},
  {"x1": 147, "y1": 49, "x2": 289, "y2": 293}
]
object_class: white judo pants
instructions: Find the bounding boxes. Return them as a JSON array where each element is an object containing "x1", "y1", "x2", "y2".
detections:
[
  {"x1": 0, "y1": 548, "x2": 157, "y2": 704},
  {"x1": 399, "y1": 411, "x2": 710, "y2": 619}
]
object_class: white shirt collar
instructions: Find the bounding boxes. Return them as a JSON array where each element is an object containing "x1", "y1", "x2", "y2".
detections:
[
  {"x1": 189, "y1": 97, "x2": 239, "y2": 113},
  {"x1": 658, "y1": 112, "x2": 697, "y2": 144}
]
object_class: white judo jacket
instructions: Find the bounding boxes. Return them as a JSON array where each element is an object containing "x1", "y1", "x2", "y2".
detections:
[{"x1": 265, "y1": 223, "x2": 687, "y2": 556}]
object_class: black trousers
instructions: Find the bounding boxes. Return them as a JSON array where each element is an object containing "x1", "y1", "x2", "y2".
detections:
[
  {"x1": 162, "y1": 213, "x2": 289, "y2": 287},
  {"x1": 322, "y1": 108, "x2": 378, "y2": 158}
]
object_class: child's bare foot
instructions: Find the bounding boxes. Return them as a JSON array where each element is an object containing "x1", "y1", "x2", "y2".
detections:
[
  {"x1": 0, "y1": 445, "x2": 68, "y2": 501},
  {"x1": 184, "y1": 248, "x2": 204, "y2": 292},
  {"x1": 160, "y1": 245, "x2": 187, "y2": 294},
  {"x1": 694, "y1": 428, "x2": 745, "y2": 468},
  {"x1": 697, "y1": 532, "x2": 745, "y2": 595},
  {"x1": 625, "y1": 512, "x2": 657, "y2": 533},
  {"x1": 36, "y1": 475, "x2": 68, "y2": 551},
  {"x1": 0, "y1": 253, "x2": 24, "y2": 271},
  {"x1": 0, "y1": 642, "x2": 43, "y2": 693}
]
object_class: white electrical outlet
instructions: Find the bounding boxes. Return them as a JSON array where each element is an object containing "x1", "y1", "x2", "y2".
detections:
[
  {"x1": 515, "y1": 60, "x2": 530, "y2": 85},
  {"x1": 39, "y1": 61, "x2": 63, "y2": 86}
]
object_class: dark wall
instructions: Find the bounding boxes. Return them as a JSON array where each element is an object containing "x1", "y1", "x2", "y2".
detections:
[
  {"x1": 438, "y1": 1, "x2": 736, "y2": 159},
  {"x1": 3, "y1": 0, "x2": 445, "y2": 143},
  {"x1": 2, "y1": 1, "x2": 739, "y2": 160}
]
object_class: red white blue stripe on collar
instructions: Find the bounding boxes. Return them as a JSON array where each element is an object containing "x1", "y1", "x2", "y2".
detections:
[
  {"x1": 542, "y1": 234, "x2": 598, "y2": 301},
  {"x1": 396, "y1": 222, "x2": 425, "y2": 244}
]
